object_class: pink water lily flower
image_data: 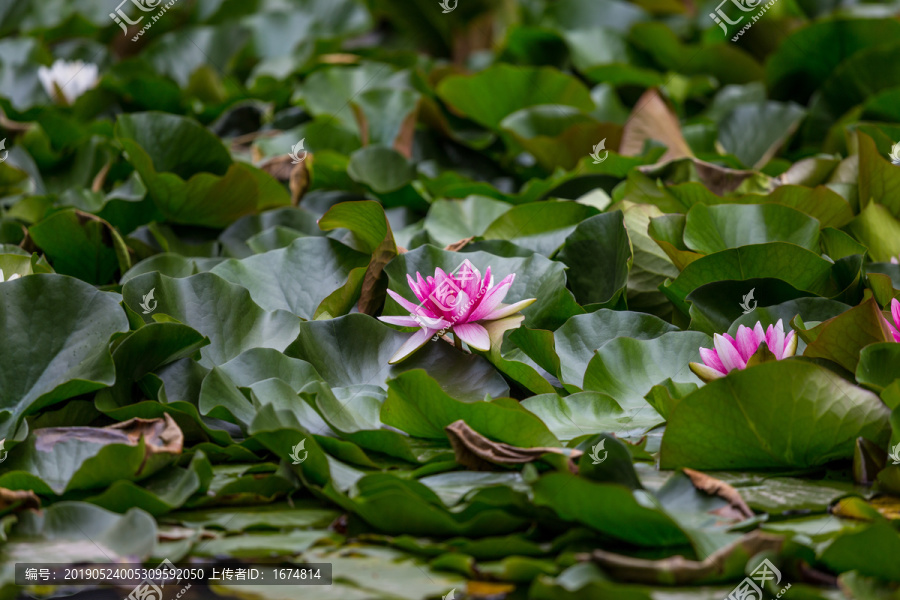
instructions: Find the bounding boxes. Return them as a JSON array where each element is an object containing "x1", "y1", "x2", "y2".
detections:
[
  {"x1": 884, "y1": 299, "x2": 900, "y2": 343},
  {"x1": 380, "y1": 260, "x2": 536, "y2": 364},
  {"x1": 689, "y1": 319, "x2": 797, "y2": 382}
]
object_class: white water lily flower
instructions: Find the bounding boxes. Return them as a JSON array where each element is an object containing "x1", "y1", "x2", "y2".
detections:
[
  {"x1": 37, "y1": 59, "x2": 99, "y2": 105},
  {"x1": 0, "y1": 269, "x2": 21, "y2": 283}
]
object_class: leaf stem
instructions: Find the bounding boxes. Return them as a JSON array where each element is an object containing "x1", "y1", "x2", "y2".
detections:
[{"x1": 454, "y1": 334, "x2": 464, "y2": 351}]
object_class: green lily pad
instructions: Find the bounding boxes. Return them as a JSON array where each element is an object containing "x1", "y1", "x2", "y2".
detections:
[
  {"x1": 661, "y1": 360, "x2": 891, "y2": 469},
  {"x1": 0, "y1": 274, "x2": 128, "y2": 440}
]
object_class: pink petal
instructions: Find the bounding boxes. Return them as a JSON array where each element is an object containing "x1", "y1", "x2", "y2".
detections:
[
  {"x1": 452, "y1": 322, "x2": 490, "y2": 351},
  {"x1": 699, "y1": 347, "x2": 727, "y2": 375},
  {"x1": 379, "y1": 315, "x2": 428, "y2": 328},
  {"x1": 481, "y1": 297, "x2": 536, "y2": 321},
  {"x1": 887, "y1": 318, "x2": 900, "y2": 343},
  {"x1": 734, "y1": 325, "x2": 760, "y2": 360},
  {"x1": 388, "y1": 327, "x2": 440, "y2": 364},
  {"x1": 714, "y1": 333, "x2": 746, "y2": 372},
  {"x1": 765, "y1": 319, "x2": 786, "y2": 359},
  {"x1": 892, "y1": 299, "x2": 900, "y2": 331},
  {"x1": 450, "y1": 290, "x2": 472, "y2": 322},
  {"x1": 386, "y1": 289, "x2": 433, "y2": 318},
  {"x1": 456, "y1": 260, "x2": 481, "y2": 299},
  {"x1": 753, "y1": 322, "x2": 765, "y2": 343},
  {"x1": 428, "y1": 267, "x2": 465, "y2": 314},
  {"x1": 407, "y1": 273, "x2": 427, "y2": 303},
  {"x1": 467, "y1": 273, "x2": 515, "y2": 322}
]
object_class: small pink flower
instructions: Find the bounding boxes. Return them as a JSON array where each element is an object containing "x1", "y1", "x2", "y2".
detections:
[
  {"x1": 891, "y1": 256, "x2": 899, "y2": 265},
  {"x1": 380, "y1": 259, "x2": 536, "y2": 364},
  {"x1": 884, "y1": 298, "x2": 900, "y2": 343},
  {"x1": 689, "y1": 319, "x2": 797, "y2": 382}
]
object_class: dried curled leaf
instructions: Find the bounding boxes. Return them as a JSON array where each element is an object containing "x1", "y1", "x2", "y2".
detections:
[
  {"x1": 445, "y1": 420, "x2": 580, "y2": 471},
  {"x1": 0, "y1": 488, "x2": 41, "y2": 513},
  {"x1": 621, "y1": 89, "x2": 693, "y2": 163},
  {"x1": 683, "y1": 468, "x2": 754, "y2": 521},
  {"x1": 444, "y1": 237, "x2": 474, "y2": 253},
  {"x1": 35, "y1": 414, "x2": 183, "y2": 457},
  {"x1": 581, "y1": 530, "x2": 784, "y2": 585}
]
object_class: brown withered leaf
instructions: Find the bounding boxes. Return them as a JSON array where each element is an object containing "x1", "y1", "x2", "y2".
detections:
[
  {"x1": 91, "y1": 160, "x2": 112, "y2": 192},
  {"x1": 620, "y1": 89, "x2": 693, "y2": 163},
  {"x1": 36, "y1": 414, "x2": 183, "y2": 457},
  {"x1": 636, "y1": 158, "x2": 767, "y2": 196},
  {"x1": 358, "y1": 240, "x2": 395, "y2": 316},
  {"x1": 580, "y1": 530, "x2": 783, "y2": 585},
  {"x1": 352, "y1": 102, "x2": 419, "y2": 159},
  {"x1": 444, "y1": 237, "x2": 474, "y2": 252},
  {"x1": 466, "y1": 581, "x2": 516, "y2": 597},
  {"x1": 357, "y1": 219, "x2": 398, "y2": 316},
  {"x1": 319, "y1": 53, "x2": 360, "y2": 65},
  {"x1": 259, "y1": 154, "x2": 294, "y2": 182},
  {"x1": 445, "y1": 420, "x2": 581, "y2": 471},
  {"x1": 0, "y1": 488, "x2": 41, "y2": 513},
  {"x1": 351, "y1": 104, "x2": 371, "y2": 148},
  {"x1": 683, "y1": 468, "x2": 754, "y2": 521},
  {"x1": 289, "y1": 155, "x2": 311, "y2": 206},
  {"x1": 393, "y1": 104, "x2": 420, "y2": 159},
  {"x1": 258, "y1": 154, "x2": 311, "y2": 206}
]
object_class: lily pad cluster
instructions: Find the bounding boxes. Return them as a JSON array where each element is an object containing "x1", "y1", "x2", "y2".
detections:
[{"x1": 2, "y1": 0, "x2": 900, "y2": 599}]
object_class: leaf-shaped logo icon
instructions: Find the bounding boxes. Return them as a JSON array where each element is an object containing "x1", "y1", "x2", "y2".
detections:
[
  {"x1": 438, "y1": 0, "x2": 458, "y2": 13},
  {"x1": 0, "y1": 138, "x2": 7, "y2": 164},
  {"x1": 289, "y1": 138, "x2": 308, "y2": 164},
  {"x1": 0, "y1": 439, "x2": 7, "y2": 463},
  {"x1": 290, "y1": 438, "x2": 308, "y2": 464},
  {"x1": 139, "y1": 287, "x2": 157, "y2": 314},
  {"x1": 890, "y1": 443, "x2": 900, "y2": 465},
  {"x1": 589, "y1": 439, "x2": 607, "y2": 464},
  {"x1": 739, "y1": 288, "x2": 757, "y2": 314},
  {"x1": 890, "y1": 142, "x2": 900, "y2": 166},
  {"x1": 589, "y1": 138, "x2": 608, "y2": 164}
]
